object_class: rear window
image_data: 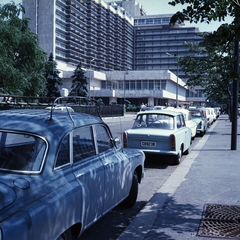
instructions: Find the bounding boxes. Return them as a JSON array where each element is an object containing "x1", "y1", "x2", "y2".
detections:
[
  {"x1": 0, "y1": 132, "x2": 46, "y2": 172},
  {"x1": 133, "y1": 114, "x2": 174, "y2": 130},
  {"x1": 190, "y1": 110, "x2": 202, "y2": 117}
]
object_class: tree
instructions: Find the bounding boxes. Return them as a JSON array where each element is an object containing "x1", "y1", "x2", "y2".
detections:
[
  {"x1": 69, "y1": 62, "x2": 88, "y2": 98},
  {"x1": 178, "y1": 32, "x2": 235, "y2": 105},
  {"x1": 169, "y1": 0, "x2": 240, "y2": 105},
  {"x1": 0, "y1": 2, "x2": 47, "y2": 96},
  {"x1": 169, "y1": 0, "x2": 240, "y2": 149},
  {"x1": 44, "y1": 53, "x2": 62, "y2": 98}
]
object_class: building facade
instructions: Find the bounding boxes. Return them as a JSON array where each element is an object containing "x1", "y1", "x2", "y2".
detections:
[{"x1": 22, "y1": 0, "x2": 206, "y2": 106}]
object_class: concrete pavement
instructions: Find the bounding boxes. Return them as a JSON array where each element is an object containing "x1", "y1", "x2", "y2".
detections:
[{"x1": 117, "y1": 114, "x2": 240, "y2": 240}]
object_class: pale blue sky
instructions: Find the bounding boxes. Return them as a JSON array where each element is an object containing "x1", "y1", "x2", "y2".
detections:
[
  {"x1": 2, "y1": 0, "x2": 233, "y2": 32},
  {"x1": 137, "y1": 0, "x2": 233, "y2": 32}
]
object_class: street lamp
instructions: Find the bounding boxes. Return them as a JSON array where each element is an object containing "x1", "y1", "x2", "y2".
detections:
[
  {"x1": 166, "y1": 52, "x2": 179, "y2": 107},
  {"x1": 123, "y1": 71, "x2": 128, "y2": 105},
  {"x1": 88, "y1": 58, "x2": 95, "y2": 101}
]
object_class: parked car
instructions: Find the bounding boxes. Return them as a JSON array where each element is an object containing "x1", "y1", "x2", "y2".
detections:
[
  {"x1": 45, "y1": 105, "x2": 74, "y2": 112},
  {"x1": 123, "y1": 109, "x2": 192, "y2": 165},
  {"x1": 214, "y1": 107, "x2": 220, "y2": 119},
  {"x1": 189, "y1": 108, "x2": 208, "y2": 136},
  {"x1": 0, "y1": 105, "x2": 145, "y2": 239},
  {"x1": 153, "y1": 106, "x2": 165, "y2": 110},
  {"x1": 201, "y1": 107, "x2": 213, "y2": 127},
  {"x1": 166, "y1": 108, "x2": 197, "y2": 140},
  {"x1": 207, "y1": 107, "x2": 217, "y2": 122}
]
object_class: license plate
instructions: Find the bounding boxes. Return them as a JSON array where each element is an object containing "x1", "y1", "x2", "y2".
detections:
[{"x1": 141, "y1": 141, "x2": 156, "y2": 147}]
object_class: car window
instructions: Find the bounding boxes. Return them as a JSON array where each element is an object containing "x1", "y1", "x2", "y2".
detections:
[
  {"x1": 187, "y1": 113, "x2": 192, "y2": 120},
  {"x1": 0, "y1": 132, "x2": 46, "y2": 172},
  {"x1": 73, "y1": 126, "x2": 96, "y2": 162},
  {"x1": 133, "y1": 114, "x2": 174, "y2": 129},
  {"x1": 94, "y1": 125, "x2": 113, "y2": 153},
  {"x1": 190, "y1": 110, "x2": 201, "y2": 118},
  {"x1": 55, "y1": 134, "x2": 70, "y2": 168},
  {"x1": 176, "y1": 115, "x2": 185, "y2": 128}
]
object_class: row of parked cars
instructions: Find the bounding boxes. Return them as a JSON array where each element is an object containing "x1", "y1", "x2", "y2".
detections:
[
  {"x1": 0, "y1": 98, "x2": 220, "y2": 239},
  {"x1": 123, "y1": 106, "x2": 220, "y2": 165},
  {"x1": 0, "y1": 98, "x2": 145, "y2": 239}
]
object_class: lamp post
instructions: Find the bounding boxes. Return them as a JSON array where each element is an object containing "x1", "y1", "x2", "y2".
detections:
[
  {"x1": 88, "y1": 58, "x2": 95, "y2": 101},
  {"x1": 166, "y1": 52, "x2": 179, "y2": 107},
  {"x1": 123, "y1": 71, "x2": 128, "y2": 114},
  {"x1": 123, "y1": 71, "x2": 128, "y2": 103}
]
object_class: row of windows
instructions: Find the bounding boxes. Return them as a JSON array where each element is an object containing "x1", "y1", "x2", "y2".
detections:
[
  {"x1": 186, "y1": 90, "x2": 206, "y2": 98},
  {"x1": 56, "y1": 124, "x2": 113, "y2": 167},
  {"x1": 134, "y1": 17, "x2": 171, "y2": 26},
  {"x1": 136, "y1": 29, "x2": 199, "y2": 35},
  {"x1": 101, "y1": 80, "x2": 167, "y2": 91}
]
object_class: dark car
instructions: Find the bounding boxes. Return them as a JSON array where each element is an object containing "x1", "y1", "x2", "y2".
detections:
[
  {"x1": 0, "y1": 105, "x2": 144, "y2": 239},
  {"x1": 189, "y1": 108, "x2": 208, "y2": 136}
]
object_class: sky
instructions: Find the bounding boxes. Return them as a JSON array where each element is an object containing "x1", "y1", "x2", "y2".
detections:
[
  {"x1": 2, "y1": 0, "x2": 233, "y2": 32},
  {"x1": 107, "y1": 0, "x2": 233, "y2": 32}
]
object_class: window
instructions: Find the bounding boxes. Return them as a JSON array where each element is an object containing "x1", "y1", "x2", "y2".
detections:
[
  {"x1": 136, "y1": 80, "x2": 141, "y2": 90},
  {"x1": 55, "y1": 134, "x2": 70, "y2": 168},
  {"x1": 0, "y1": 132, "x2": 46, "y2": 172},
  {"x1": 94, "y1": 125, "x2": 113, "y2": 153},
  {"x1": 130, "y1": 81, "x2": 135, "y2": 90},
  {"x1": 149, "y1": 80, "x2": 154, "y2": 90},
  {"x1": 176, "y1": 115, "x2": 185, "y2": 128},
  {"x1": 73, "y1": 126, "x2": 96, "y2": 162}
]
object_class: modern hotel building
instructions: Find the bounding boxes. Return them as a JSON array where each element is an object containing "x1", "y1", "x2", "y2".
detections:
[{"x1": 22, "y1": 0, "x2": 206, "y2": 106}]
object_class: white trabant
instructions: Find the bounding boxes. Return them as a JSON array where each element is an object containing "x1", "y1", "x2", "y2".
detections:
[
  {"x1": 123, "y1": 109, "x2": 192, "y2": 165},
  {"x1": 166, "y1": 107, "x2": 197, "y2": 140}
]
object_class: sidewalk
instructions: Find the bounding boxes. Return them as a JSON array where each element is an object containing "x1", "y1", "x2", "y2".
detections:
[{"x1": 117, "y1": 114, "x2": 240, "y2": 240}]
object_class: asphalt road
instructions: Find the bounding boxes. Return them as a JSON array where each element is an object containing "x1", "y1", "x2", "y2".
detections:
[{"x1": 79, "y1": 115, "x2": 201, "y2": 240}]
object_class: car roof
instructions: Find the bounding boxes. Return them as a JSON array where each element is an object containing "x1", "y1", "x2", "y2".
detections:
[
  {"x1": 0, "y1": 109, "x2": 103, "y2": 139},
  {"x1": 165, "y1": 107, "x2": 190, "y2": 113},
  {"x1": 137, "y1": 109, "x2": 182, "y2": 117}
]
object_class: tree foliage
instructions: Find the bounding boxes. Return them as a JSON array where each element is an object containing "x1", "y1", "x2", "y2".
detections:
[
  {"x1": 0, "y1": 1, "x2": 47, "y2": 96},
  {"x1": 169, "y1": 0, "x2": 240, "y2": 105},
  {"x1": 44, "y1": 53, "x2": 62, "y2": 98},
  {"x1": 69, "y1": 62, "x2": 88, "y2": 97}
]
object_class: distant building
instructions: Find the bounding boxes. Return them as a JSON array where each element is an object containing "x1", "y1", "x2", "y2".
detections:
[{"x1": 22, "y1": 0, "x2": 206, "y2": 106}]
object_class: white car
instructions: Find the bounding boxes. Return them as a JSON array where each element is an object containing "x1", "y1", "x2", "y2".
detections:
[
  {"x1": 202, "y1": 107, "x2": 214, "y2": 126},
  {"x1": 123, "y1": 109, "x2": 192, "y2": 165},
  {"x1": 166, "y1": 108, "x2": 197, "y2": 140},
  {"x1": 45, "y1": 106, "x2": 74, "y2": 112}
]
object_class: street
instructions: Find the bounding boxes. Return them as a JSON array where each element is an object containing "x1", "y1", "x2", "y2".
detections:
[{"x1": 79, "y1": 115, "x2": 203, "y2": 239}]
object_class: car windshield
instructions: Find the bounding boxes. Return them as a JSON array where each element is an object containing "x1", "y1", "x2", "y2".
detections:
[
  {"x1": 0, "y1": 132, "x2": 46, "y2": 172},
  {"x1": 190, "y1": 110, "x2": 202, "y2": 118},
  {"x1": 133, "y1": 113, "x2": 174, "y2": 130}
]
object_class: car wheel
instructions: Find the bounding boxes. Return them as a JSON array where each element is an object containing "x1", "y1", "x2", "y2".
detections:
[
  {"x1": 173, "y1": 147, "x2": 182, "y2": 165},
  {"x1": 57, "y1": 228, "x2": 74, "y2": 240},
  {"x1": 200, "y1": 131, "x2": 204, "y2": 137},
  {"x1": 122, "y1": 171, "x2": 138, "y2": 208}
]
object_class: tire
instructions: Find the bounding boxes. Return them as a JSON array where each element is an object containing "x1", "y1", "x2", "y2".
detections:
[
  {"x1": 57, "y1": 228, "x2": 74, "y2": 240},
  {"x1": 122, "y1": 171, "x2": 138, "y2": 208},
  {"x1": 173, "y1": 147, "x2": 182, "y2": 165}
]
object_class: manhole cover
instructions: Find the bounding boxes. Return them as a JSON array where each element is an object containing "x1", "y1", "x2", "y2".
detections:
[{"x1": 198, "y1": 204, "x2": 240, "y2": 238}]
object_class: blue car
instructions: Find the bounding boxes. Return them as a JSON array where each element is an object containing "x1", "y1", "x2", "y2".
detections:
[
  {"x1": 0, "y1": 106, "x2": 144, "y2": 239},
  {"x1": 189, "y1": 108, "x2": 208, "y2": 136}
]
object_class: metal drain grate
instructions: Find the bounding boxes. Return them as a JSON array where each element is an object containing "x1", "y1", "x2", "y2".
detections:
[{"x1": 198, "y1": 204, "x2": 240, "y2": 238}]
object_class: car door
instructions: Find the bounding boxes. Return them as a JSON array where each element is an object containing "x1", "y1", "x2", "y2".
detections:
[
  {"x1": 71, "y1": 126, "x2": 105, "y2": 229},
  {"x1": 93, "y1": 124, "x2": 130, "y2": 214},
  {"x1": 177, "y1": 114, "x2": 190, "y2": 149}
]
